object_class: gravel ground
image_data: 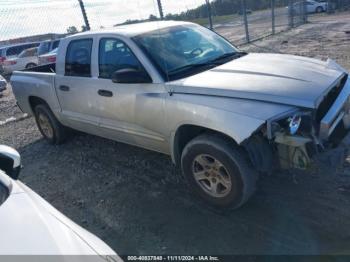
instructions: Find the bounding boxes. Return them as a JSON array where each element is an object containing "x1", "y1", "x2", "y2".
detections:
[
  {"x1": 240, "y1": 12, "x2": 350, "y2": 70},
  {"x1": 1, "y1": 12, "x2": 350, "y2": 256}
]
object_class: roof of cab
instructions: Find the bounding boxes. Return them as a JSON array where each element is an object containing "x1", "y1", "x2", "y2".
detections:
[{"x1": 66, "y1": 20, "x2": 193, "y2": 39}]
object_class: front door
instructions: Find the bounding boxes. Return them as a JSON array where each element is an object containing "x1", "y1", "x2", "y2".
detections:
[{"x1": 91, "y1": 37, "x2": 168, "y2": 153}]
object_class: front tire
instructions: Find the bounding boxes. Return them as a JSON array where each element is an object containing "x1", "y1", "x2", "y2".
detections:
[
  {"x1": 34, "y1": 104, "x2": 68, "y2": 144},
  {"x1": 181, "y1": 134, "x2": 258, "y2": 209}
]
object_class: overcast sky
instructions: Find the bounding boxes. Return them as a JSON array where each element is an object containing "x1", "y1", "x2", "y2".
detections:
[{"x1": 0, "y1": 0, "x2": 204, "y2": 41}]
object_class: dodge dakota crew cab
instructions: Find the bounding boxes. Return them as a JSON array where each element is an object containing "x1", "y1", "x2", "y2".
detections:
[{"x1": 11, "y1": 21, "x2": 350, "y2": 209}]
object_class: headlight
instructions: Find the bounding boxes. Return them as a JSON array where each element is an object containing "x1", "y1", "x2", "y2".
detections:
[{"x1": 289, "y1": 114, "x2": 302, "y2": 135}]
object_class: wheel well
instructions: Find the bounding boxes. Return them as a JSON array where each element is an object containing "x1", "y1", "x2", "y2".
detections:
[
  {"x1": 173, "y1": 125, "x2": 239, "y2": 166},
  {"x1": 28, "y1": 96, "x2": 48, "y2": 113}
]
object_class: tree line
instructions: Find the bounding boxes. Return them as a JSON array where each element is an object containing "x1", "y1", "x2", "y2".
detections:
[
  {"x1": 118, "y1": 0, "x2": 290, "y2": 26},
  {"x1": 164, "y1": 0, "x2": 290, "y2": 20}
]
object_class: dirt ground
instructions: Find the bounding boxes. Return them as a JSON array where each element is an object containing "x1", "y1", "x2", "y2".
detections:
[{"x1": 1, "y1": 12, "x2": 350, "y2": 256}]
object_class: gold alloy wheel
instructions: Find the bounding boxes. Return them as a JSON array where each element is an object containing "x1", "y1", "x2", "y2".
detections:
[
  {"x1": 38, "y1": 112, "x2": 54, "y2": 139},
  {"x1": 192, "y1": 154, "x2": 232, "y2": 198}
]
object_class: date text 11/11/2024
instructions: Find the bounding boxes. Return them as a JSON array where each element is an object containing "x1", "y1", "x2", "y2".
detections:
[{"x1": 126, "y1": 255, "x2": 220, "y2": 261}]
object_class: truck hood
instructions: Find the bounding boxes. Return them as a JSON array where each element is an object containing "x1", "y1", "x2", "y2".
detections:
[{"x1": 167, "y1": 53, "x2": 346, "y2": 108}]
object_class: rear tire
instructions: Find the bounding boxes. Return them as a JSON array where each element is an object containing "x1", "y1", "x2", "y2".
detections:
[
  {"x1": 181, "y1": 134, "x2": 258, "y2": 209},
  {"x1": 34, "y1": 104, "x2": 68, "y2": 144}
]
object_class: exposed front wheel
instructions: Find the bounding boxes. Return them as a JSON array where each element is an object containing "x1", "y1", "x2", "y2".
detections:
[
  {"x1": 34, "y1": 104, "x2": 68, "y2": 144},
  {"x1": 181, "y1": 134, "x2": 258, "y2": 209}
]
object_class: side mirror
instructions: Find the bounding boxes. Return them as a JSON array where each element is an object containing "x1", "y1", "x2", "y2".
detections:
[
  {"x1": 0, "y1": 145, "x2": 21, "y2": 180},
  {"x1": 112, "y1": 68, "x2": 152, "y2": 84}
]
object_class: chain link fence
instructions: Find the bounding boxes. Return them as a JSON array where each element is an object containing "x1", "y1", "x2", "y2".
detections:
[
  {"x1": 0, "y1": 0, "x2": 84, "y2": 44},
  {"x1": 0, "y1": 0, "x2": 349, "y2": 47}
]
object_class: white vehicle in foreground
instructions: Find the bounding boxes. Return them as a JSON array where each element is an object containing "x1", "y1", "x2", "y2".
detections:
[
  {"x1": 2, "y1": 47, "x2": 38, "y2": 74},
  {"x1": 0, "y1": 145, "x2": 122, "y2": 261}
]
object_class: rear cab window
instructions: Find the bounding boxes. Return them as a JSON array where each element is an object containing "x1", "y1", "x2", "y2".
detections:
[{"x1": 65, "y1": 39, "x2": 93, "y2": 77}]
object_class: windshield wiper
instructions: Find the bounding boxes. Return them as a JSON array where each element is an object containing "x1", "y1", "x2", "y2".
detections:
[
  {"x1": 168, "y1": 62, "x2": 216, "y2": 76},
  {"x1": 211, "y1": 51, "x2": 247, "y2": 64},
  {"x1": 168, "y1": 52, "x2": 247, "y2": 78}
]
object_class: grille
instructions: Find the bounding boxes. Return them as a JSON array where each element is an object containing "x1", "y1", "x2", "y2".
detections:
[{"x1": 316, "y1": 74, "x2": 348, "y2": 123}]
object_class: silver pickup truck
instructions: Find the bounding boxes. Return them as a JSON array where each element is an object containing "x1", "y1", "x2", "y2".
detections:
[{"x1": 11, "y1": 21, "x2": 350, "y2": 209}]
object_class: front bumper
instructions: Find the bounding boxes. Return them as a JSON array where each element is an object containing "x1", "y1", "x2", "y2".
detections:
[{"x1": 312, "y1": 133, "x2": 350, "y2": 171}]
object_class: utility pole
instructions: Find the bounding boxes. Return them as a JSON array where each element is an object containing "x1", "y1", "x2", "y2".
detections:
[
  {"x1": 288, "y1": 0, "x2": 294, "y2": 28},
  {"x1": 241, "y1": 0, "x2": 249, "y2": 43},
  {"x1": 157, "y1": 0, "x2": 164, "y2": 20},
  {"x1": 271, "y1": 0, "x2": 275, "y2": 34},
  {"x1": 206, "y1": 0, "x2": 213, "y2": 30},
  {"x1": 78, "y1": 0, "x2": 90, "y2": 31},
  {"x1": 302, "y1": 0, "x2": 308, "y2": 24}
]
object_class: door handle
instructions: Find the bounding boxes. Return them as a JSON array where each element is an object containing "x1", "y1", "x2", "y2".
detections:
[
  {"x1": 59, "y1": 85, "x2": 70, "y2": 91},
  {"x1": 98, "y1": 89, "x2": 113, "y2": 97}
]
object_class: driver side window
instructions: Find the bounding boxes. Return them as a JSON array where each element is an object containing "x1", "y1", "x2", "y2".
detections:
[{"x1": 99, "y1": 38, "x2": 144, "y2": 79}]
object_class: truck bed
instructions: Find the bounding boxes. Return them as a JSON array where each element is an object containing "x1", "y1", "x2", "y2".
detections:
[{"x1": 10, "y1": 65, "x2": 60, "y2": 117}]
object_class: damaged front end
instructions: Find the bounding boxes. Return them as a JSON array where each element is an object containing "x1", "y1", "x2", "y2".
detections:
[
  {"x1": 270, "y1": 74, "x2": 350, "y2": 170},
  {"x1": 245, "y1": 73, "x2": 350, "y2": 172}
]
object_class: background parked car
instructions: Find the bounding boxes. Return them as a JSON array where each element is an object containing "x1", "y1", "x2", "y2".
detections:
[
  {"x1": 38, "y1": 47, "x2": 57, "y2": 66},
  {"x1": 37, "y1": 39, "x2": 60, "y2": 56},
  {"x1": 0, "y1": 145, "x2": 122, "y2": 260},
  {"x1": 0, "y1": 75, "x2": 6, "y2": 93},
  {"x1": 0, "y1": 42, "x2": 39, "y2": 72},
  {"x1": 288, "y1": 0, "x2": 328, "y2": 14},
  {"x1": 2, "y1": 47, "x2": 38, "y2": 74}
]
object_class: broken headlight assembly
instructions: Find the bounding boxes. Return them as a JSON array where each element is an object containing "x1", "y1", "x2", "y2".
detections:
[
  {"x1": 287, "y1": 113, "x2": 313, "y2": 136},
  {"x1": 269, "y1": 111, "x2": 315, "y2": 169}
]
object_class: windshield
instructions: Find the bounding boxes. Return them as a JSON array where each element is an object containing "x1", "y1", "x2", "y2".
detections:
[{"x1": 133, "y1": 24, "x2": 239, "y2": 81}]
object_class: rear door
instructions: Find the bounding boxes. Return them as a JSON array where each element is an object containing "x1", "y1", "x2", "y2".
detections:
[{"x1": 54, "y1": 38, "x2": 102, "y2": 133}]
